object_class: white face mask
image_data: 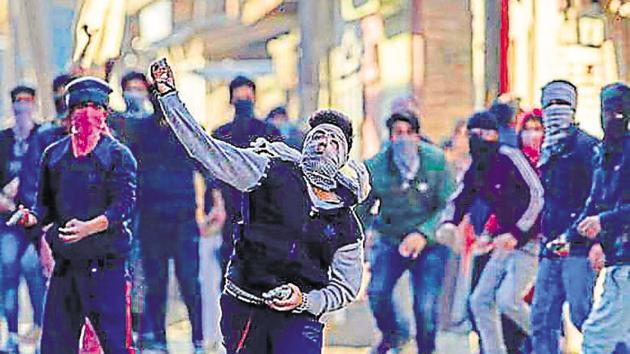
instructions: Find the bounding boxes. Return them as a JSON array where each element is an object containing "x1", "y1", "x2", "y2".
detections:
[{"x1": 300, "y1": 124, "x2": 348, "y2": 191}]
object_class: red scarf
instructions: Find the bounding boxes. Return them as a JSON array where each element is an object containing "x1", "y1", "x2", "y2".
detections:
[{"x1": 70, "y1": 107, "x2": 110, "y2": 158}]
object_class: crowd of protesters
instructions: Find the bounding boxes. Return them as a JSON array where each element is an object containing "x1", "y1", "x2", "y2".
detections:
[{"x1": 0, "y1": 56, "x2": 627, "y2": 354}]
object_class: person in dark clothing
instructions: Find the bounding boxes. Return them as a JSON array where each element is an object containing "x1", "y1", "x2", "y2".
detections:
[
  {"x1": 207, "y1": 75, "x2": 283, "y2": 273},
  {"x1": 568, "y1": 83, "x2": 630, "y2": 354},
  {"x1": 150, "y1": 58, "x2": 367, "y2": 354},
  {"x1": 0, "y1": 85, "x2": 47, "y2": 353},
  {"x1": 530, "y1": 80, "x2": 603, "y2": 354},
  {"x1": 266, "y1": 106, "x2": 304, "y2": 149},
  {"x1": 15, "y1": 77, "x2": 137, "y2": 354},
  {"x1": 108, "y1": 71, "x2": 205, "y2": 352},
  {"x1": 437, "y1": 111, "x2": 543, "y2": 354}
]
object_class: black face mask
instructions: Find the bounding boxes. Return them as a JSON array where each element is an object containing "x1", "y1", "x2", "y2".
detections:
[
  {"x1": 603, "y1": 116, "x2": 628, "y2": 144},
  {"x1": 234, "y1": 99, "x2": 254, "y2": 119},
  {"x1": 469, "y1": 135, "x2": 498, "y2": 160}
]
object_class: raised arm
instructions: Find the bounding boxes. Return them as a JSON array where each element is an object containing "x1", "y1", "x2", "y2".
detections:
[{"x1": 150, "y1": 59, "x2": 270, "y2": 192}]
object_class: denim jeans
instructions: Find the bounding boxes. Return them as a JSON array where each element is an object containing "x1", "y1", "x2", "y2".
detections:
[
  {"x1": 531, "y1": 256, "x2": 595, "y2": 354},
  {"x1": 582, "y1": 265, "x2": 630, "y2": 354},
  {"x1": 0, "y1": 226, "x2": 46, "y2": 333},
  {"x1": 368, "y1": 236, "x2": 450, "y2": 354},
  {"x1": 469, "y1": 242, "x2": 538, "y2": 354}
]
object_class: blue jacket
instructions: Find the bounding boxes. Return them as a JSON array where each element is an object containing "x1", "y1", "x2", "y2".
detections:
[
  {"x1": 442, "y1": 145, "x2": 544, "y2": 247},
  {"x1": 568, "y1": 136, "x2": 630, "y2": 266},
  {"x1": 539, "y1": 130, "x2": 600, "y2": 257},
  {"x1": 32, "y1": 135, "x2": 137, "y2": 260}
]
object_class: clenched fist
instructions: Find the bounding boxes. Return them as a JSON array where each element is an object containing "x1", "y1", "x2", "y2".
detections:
[{"x1": 149, "y1": 58, "x2": 176, "y2": 95}]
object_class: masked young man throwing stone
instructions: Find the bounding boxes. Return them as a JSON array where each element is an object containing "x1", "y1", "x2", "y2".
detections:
[{"x1": 149, "y1": 59, "x2": 367, "y2": 354}]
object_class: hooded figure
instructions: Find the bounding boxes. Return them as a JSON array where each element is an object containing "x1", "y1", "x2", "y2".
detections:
[
  {"x1": 151, "y1": 58, "x2": 367, "y2": 353},
  {"x1": 566, "y1": 83, "x2": 630, "y2": 354},
  {"x1": 600, "y1": 82, "x2": 630, "y2": 148}
]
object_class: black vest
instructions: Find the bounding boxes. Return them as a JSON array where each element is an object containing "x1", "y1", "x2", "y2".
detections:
[{"x1": 226, "y1": 160, "x2": 361, "y2": 295}]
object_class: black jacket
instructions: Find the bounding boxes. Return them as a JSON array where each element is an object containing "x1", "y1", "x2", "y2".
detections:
[{"x1": 32, "y1": 136, "x2": 137, "y2": 260}]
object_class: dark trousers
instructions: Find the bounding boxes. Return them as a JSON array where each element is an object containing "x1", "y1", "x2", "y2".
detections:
[
  {"x1": 220, "y1": 294, "x2": 324, "y2": 354},
  {"x1": 367, "y1": 237, "x2": 450, "y2": 354},
  {"x1": 40, "y1": 258, "x2": 127, "y2": 354},
  {"x1": 139, "y1": 216, "x2": 203, "y2": 344}
]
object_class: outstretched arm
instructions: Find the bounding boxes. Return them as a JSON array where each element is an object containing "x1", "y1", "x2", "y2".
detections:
[{"x1": 150, "y1": 59, "x2": 270, "y2": 192}]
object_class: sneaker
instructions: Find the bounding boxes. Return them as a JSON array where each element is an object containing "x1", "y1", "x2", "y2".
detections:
[{"x1": 0, "y1": 332, "x2": 19, "y2": 354}]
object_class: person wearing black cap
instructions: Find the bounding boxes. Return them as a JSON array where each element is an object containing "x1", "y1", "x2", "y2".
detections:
[
  {"x1": 436, "y1": 111, "x2": 543, "y2": 354},
  {"x1": 207, "y1": 75, "x2": 283, "y2": 277},
  {"x1": 355, "y1": 110, "x2": 455, "y2": 354},
  {"x1": 0, "y1": 85, "x2": 47, "y2": 353},
  {"x1": 13, "y1": 76, "x2": 137, "y2": 354},
  {"x1": 108, "y1": 71, "x2": 205, "y2": 352},
  {"x1": 150, "y1": 58, "x2": 366, "y2": 353},
  {"x1": 530, "y1": 80, "x2": 603, "y2": 354}
]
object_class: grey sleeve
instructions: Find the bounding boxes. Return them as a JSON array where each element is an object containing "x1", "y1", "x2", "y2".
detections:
[
  {"x1": 304, "y1": 240, "x2": 365, "y2": 316},
  {"x1": 157, "y1": 92, "x2": 270, "y2": 192}
]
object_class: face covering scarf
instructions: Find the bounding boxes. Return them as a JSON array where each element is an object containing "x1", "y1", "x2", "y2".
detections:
[
  {"x1": 70, "y1": 106, "x2": 110, "y2": 158},
  {"x1": 391, "y1": 137, "x2": 420, "y2": 183},
  {"x1": 300, "y1": 124, "x2": 348, "y2": 191},
  {"x1": 12, "y1": 101, "x2": 35, "y2": 139},
  {"x1": 232, "y1": 99, "x2": 255, "y2": 147},
  {"x1": 124, "y1": 92, "x2": 152, "y2": 117},
  {"x1": 520, "y1": 130, "x2": 543, "y2": 166},
  {"x1": 539, "y1": 104, "x2": 575, "y2": 166}
]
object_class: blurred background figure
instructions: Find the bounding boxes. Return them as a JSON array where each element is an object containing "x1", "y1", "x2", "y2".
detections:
[
  {"x1": 265, "y1": 106, "x2": 304, "y2": 149},
  {"x1": 107, "y1": 71, "x2": 205, "y2": 353},
  {"x1": 0, "y1": 85, "x2": 46, "y2": 353},
  {"x1": 358, "y1": 110, "x2": 455, "y2": 354},
  {"x1": 208, "y1": 75, "x2": 283, "y2": 276}
]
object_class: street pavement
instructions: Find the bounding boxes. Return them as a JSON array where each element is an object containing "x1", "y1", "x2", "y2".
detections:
[{"x1": 2, "y1": 268, "x2": 472, "y2": 354}]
